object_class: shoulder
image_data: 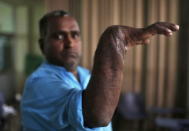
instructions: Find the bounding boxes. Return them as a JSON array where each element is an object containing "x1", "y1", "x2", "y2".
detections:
[{"x1": 25, "y1": 63, "x2": 63, "y2": 84}]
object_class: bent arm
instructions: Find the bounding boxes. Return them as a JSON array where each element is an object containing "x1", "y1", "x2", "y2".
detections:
[
  {"x1": 82, "y1": 22, "x2": 179, "y2": 128},
  {"x1": 83, "y1": 26, "x2": 127, "y2": 128}
]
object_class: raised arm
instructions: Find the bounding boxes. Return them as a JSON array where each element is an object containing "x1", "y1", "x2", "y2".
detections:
[{"x1": 82, "y1": 22, "x2": 179, "y2": 128}]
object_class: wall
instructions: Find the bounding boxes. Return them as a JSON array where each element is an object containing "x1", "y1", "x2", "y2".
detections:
[
  {"x1": 0, "y1": 1, "x2": 14, "y2": 33},
  {"x1": 0, "y1": 1, "x2": 16, "y2": 100},
  {"x1": 0, "y1": 0, "x2": 45, "y2": 100},
  {"x1": 176, "y1": 0, "x2": 189, "y2": 115},
  {"x1": 14, "y1": 2, "x2": 45, "y2": 94}
]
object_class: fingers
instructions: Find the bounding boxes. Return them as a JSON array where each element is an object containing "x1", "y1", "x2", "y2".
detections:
[
  {"x1": 153, "y1": 22, "x2": 179, "y2": 36},
  {"x1": 168, "y1": 23, "x2": 179, "y2": 31},
  {"x1": 157, "y1": 26, "x2": 173, "y2": 36},
  {"x1": 117, "y1": 22, "x2": 179, "y2": 49}
]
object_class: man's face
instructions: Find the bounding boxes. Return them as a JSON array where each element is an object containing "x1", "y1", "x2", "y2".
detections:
[{"x1": 43, "y1": 16, "x2": 82, "y2": 71}]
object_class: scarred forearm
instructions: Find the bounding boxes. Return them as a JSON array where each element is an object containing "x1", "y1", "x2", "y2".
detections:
[
  {"x1": 82, "y1": 22, "x2": 179, "y2": 128},
  {"x1": 82, "y1": 26, "x2": 128, "y2": 128}
]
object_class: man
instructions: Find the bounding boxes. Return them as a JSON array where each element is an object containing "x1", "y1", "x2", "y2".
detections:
[{"x1": 21, "y1": 10, "x2": 179, "y2": 131}]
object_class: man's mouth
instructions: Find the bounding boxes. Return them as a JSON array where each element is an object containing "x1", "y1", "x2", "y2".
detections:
[{"x1": 61, "y1": 51, "x2": 79, "y2": 58}]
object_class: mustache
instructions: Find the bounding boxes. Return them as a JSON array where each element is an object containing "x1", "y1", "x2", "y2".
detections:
[{"x1": 61, "y1": 50, "x2": 80, "y2": 58}]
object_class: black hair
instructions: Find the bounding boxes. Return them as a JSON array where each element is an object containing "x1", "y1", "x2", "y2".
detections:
[{"x1": 39, "y1": 10, "x2": 69, "y2": 38}]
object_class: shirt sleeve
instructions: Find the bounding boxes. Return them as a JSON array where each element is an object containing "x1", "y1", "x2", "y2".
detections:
[{"x1": 21, "y1": 76, "x2": 111, "y2": 131}]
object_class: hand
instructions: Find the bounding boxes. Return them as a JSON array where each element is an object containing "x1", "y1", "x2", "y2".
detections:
[
  {"x1": 145, "y1": 22, "x2": 179, "y2": 36},
  {"x1": 126, "y1": 22, "x2": 179, "y2": 47}
]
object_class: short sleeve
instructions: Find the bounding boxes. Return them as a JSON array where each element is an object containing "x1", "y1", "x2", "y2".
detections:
[{"x1": 21, "y1": 76, "x2": 112, "y2": 131}]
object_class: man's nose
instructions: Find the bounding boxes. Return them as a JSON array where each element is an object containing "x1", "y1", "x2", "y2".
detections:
[{"x1": 64, "y1": 34, "x2": 73, "y2": 48}]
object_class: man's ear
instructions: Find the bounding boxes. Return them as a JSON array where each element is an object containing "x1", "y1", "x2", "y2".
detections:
[{"x1": 39, "y1": 38, "x2": 45, "y2": 54}]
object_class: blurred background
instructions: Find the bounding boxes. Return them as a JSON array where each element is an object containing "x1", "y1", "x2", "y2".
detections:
[{"x1": 0, "y1": 0, "x2": 189, "y2": 130}]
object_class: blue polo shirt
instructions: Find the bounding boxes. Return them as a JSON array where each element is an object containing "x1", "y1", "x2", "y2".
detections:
[{"x1": 21, "y1": 62, "x2": 112, "y2": 131}]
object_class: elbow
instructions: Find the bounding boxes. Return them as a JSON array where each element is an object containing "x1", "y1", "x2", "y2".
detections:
[
  {"x1": 82, "y1": 89, "x2": 115, "y2": 128},
  {"x1": 96, "y1": 118, "x2": 111, "y2": 127},
  {"x1": 84, "y1": 116, "x2": 111, "y2": 128}
]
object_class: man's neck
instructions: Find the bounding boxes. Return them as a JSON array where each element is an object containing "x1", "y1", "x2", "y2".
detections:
[
  {"x1": 72, "y1": 70, "x2": 80, "y2": 82},
  {"x1": 48, "y1": 61, "x2": 80, "y2": 82}
]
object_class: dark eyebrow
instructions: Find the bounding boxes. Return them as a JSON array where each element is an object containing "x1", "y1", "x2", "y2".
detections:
[
  {"x1": 52, "y1": 30, "x2": 80, "y2": 34},
  {"x1": 71, "y1": 30, "x2": 80, "y2": 33},
  {"x1": 52, "y1": 31, "x2": 67, "y2": 34}
]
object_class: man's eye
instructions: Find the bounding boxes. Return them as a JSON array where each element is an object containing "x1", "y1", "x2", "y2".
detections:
[
  {"x1": 71, "y1": 31, "x2": 80, "y2": 39},
  {"x1": 52, "y1": 34, "x2": 64, "y2": 40}
]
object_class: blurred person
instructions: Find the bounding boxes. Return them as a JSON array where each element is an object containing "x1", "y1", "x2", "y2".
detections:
[
  {"x1": 0, "y1": 92, "x2": 16, "y2": 130},
  {"x1": 20, "y1": 10, "x2": 179, "y2": 131}
]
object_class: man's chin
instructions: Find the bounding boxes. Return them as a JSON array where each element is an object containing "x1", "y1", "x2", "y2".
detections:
[
  {"x1": 63, "y1": 61, "x2": 79, "y2": 72},
  {"x1": 46, "y1": 55, "x2": 80, "y2": 71}
]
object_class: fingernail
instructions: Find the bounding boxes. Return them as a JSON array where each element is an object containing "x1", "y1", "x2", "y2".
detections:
[
  {"x1": 169, "y1": 32, "x2": 173, "y2": 36},
  {"x1": 175, "y1": 25, "x2": 180, "y2": 30},
  {"x1": 167, "y1": 29, "x2": 172, "y2": 33}
]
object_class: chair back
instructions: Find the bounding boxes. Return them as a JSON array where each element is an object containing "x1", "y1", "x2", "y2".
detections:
[{"x1": 118, "y1": 92, "x2": 147, "y2": 119}]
